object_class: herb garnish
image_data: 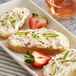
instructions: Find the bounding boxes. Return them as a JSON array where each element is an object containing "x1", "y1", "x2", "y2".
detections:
[
  {"x1": 10, "y1": 16, "x2": 15, "y2": 28},
  {"x1": 17, "y1": 11, "x2": 23, "y2": 20},
  {"x1": 63, "y1": 50, "x2": 70, "y2": 60},
  {"x1": 32, "y1": 33, "x2": 43, "y2": 43},
  {"x1": 42, "y1": 33, "x2": 59, "y2": 37},
  {"x1": 52, "y1": 61, "x2": 57, "y2": 75},
  {"x1": 15, "y1": 31, "x2": 30, "y2": 35},
  {"x1": 61, "y1": 59, "x2": 76, "y2": 63},
  {"x1": 2, "y1": 15, "x2": 9, "y2": 26}
]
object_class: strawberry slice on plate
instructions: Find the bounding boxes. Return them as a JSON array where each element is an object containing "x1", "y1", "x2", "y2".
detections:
[
  {"x1": 29, "y1": 13, "x2": 48, "y2": 29},
  {"x1": 24, "y1": 51, "x2": 52, "y2": 68}
]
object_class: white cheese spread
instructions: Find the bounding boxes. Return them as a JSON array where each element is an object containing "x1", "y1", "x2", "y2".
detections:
[
  {"x1": 43, "y1": 49, "x2": 76, "y2": 76},
  {"x1": 9, "y1": 28, "x2": 69, "y2": 50},
  {"x1": 0, "y1": 7, "x2": 30, "y2": 36}
]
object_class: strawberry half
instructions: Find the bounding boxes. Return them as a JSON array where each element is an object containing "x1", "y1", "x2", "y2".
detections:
[
  {"x1": 29, "y1": 13, "x2": 48, "y2": 29},
  {"x1": 24, "y1": 51, "x2": 52, "y2": 68}
]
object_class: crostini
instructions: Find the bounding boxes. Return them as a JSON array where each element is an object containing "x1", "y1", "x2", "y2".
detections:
[
  {"x1": 0, "y1": 7, "x2": 30, "y2": 38},
  {"x1": 8, "y1": 28, "x2": 69, "y2": 55},
  {"x1": 43, "y1": 49, "x2": 76, "y2": 76}
]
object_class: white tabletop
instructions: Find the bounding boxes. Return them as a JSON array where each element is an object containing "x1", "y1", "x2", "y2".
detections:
[{"x1": 0, "y1": 0, "x2": 76, "y2": 76}]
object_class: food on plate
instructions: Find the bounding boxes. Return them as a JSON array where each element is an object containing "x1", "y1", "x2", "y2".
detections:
[
  {"x1": 24, "y1": 51, "x2": 52, "y2": 68},
  {"x1": 29, "y1": 13, "x2": 48, "y2": 29},
  {"x1": 43, "y1": 49, "x2": 76, "y2": 76},
  {"x1": 0, "y1": 7, "x2": 30, "y2": 38},
  {"x1": 8, "y1": 27, "x2": 69, "y2": 55}
]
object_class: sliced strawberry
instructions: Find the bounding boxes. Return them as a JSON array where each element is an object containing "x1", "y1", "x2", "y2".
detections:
[
  {"x1": 29, "y1": 13, "x2": 48, "y2": 29},
  {"x1": 31, "y1": 51, "x2": 52, "y2": 68},
  {"x1": 24, "y1": 51, "x2": 52, "y2": 68}
]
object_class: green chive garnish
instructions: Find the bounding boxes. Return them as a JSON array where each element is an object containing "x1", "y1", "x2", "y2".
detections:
[
  {"x1": 52, "y1": 61, "x2": 57, "y2": 75},
  {"x1": 2, "y1": 15, "x2": 9, "y2": 26},
  {"x1": 61, "y1": 59, "x2": 76, "y2": 63},
  {"x1": 10, "y1": 17, "x2": 15, "y2": 29},
  {"x1": 63, "y1": 50, "x2": 70, "y2": 60},
  {"x1": 15, "y1": 31, "x2": 30, "y2": 35},
  {"x1": 32, "y1": 33, "x2": 43, "y2": 43},
  {"x1": 17, "y1": 11, "x2": 23, "y2": 20},
  {"x1": 42, "y1": 33, "x2": 59, "y2": 37}
]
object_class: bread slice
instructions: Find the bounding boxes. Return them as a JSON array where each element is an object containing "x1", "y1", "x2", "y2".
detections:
[
  {"x1": 0, "y1": 7, "x2": 30, "y2": 38},
  {"x1": 43, "y1": 49, "x2": 76, "y2": 76},
  {"x1": 8, "y1": 28, "x2": 69, "y2": 55}
]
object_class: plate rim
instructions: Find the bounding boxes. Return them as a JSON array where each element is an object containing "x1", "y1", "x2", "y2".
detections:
[{"x1": 0, "y1": 0, "x2": 76, "y2": 76}]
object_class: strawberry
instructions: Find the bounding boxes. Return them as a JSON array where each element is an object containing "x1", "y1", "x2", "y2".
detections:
[
  {"x1": 24, "y1": 51, "x2": 52, "y2": 68},
  {"x1": 29, "y1": 13, "x2": 48, "y2": 29}
]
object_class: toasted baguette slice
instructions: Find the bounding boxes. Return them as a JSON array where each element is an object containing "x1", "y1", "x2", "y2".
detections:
[
  {"x1": 0, "y1": 7, "x2": 30, "y2": 38},
  {"x1": 8, "y1": 28, "x2": 69, "y2": 55},
  {"x1": 43, "y1": 49, "x2": 76, "y2": 76}
]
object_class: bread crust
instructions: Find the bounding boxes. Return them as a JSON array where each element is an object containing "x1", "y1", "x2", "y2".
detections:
[
  {"x1": 0, "y1": 17, "x2": 28, "y2": 39},
  {"x1": 8, "y1": 39, "x2": 67, "y2": 55}
]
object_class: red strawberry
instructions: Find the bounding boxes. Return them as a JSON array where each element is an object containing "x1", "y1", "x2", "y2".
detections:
[
  {"x1": 24, "y1": 51, "x2": 52, "y2": 68},
  {"x1": 29, "y1": 13, "x2": 48, "y2": 29}
]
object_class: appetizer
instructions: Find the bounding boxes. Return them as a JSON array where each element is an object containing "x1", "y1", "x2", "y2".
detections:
[
  {"x1": 29, "y1": 13, "x2": 48, "y2": 29},
  {"x1": 24, "y1": 51, "x2": 52, "y2": 68},
  {"x1": 43, "y1": 49, "x2": 76, "y2": 76},
  {"x1": 0, "y1": 7, "x2": 30, "y2": 38},
  {"x1": 8, "y1": 27, "x2": 69, "y2": 55}
]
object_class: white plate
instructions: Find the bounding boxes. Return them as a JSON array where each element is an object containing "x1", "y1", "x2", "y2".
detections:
[{"x1": 0, "y1": 0, "x2": 76, "y2": 76}]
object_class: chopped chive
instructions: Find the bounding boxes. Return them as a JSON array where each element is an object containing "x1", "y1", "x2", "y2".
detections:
[
  {"x1": 2, "y1": 15, "x2": 9, "y2": 26},
  {"x1": 63, "y1": 50, "x2": 70, "y2": 60},
  {"x1": 42, "y1": 33, "x2": 59, "y2": 37},
  {"x1": 15, "y1": 31, "x2": 30, "y2": 35},
  {"x1": 52, "y1": 61, "x2": 57, "y2": 75},
  {"x1": 17, "y1": 11, "x2": 23, "y2": 20},
  {"x1": 10, "y1": 16, "x2": 15, "y2": 29},
  {"x1": 61, "y1": 59, "x2": 76, "y2": 63},
  {"x1": 32, "y1": 33, "x2": 43, "y2": 43}
]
